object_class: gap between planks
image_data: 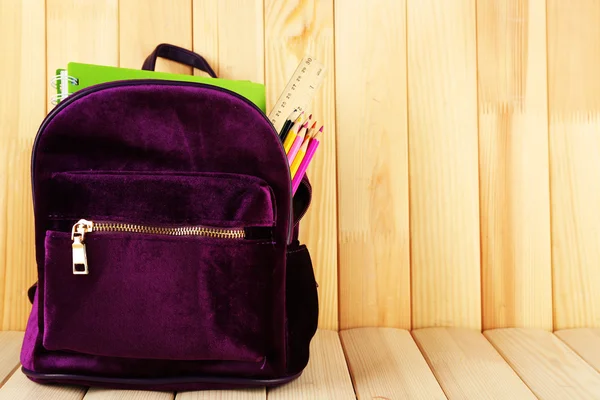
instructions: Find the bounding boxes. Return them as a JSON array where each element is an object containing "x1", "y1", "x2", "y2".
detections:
[
  {"x1": 0, "y1": 332, "x2": 23, "y2": 388},
  {"x1": 412, "y1": 328, "x2": 535, "y2": 399},
  {"x1": 341, "y1": 327, "x2": 446, "y2": 399},
  {"x1": 555, "y1": 329, "x2": 600, "y2": 373},
  {"x1": 485, "y1": 328, "x2": 600, "y2": 399}
]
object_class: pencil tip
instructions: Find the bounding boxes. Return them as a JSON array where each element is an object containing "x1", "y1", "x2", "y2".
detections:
[
  {"x1": 309, "y1": 114, "x2": 313, "y2": 119},
  {"x1": 310, "y1": 121, "x2": 317, "y2": 129},
  {"x1": 319, "y1": 126, "x2": 324, "y2": 132}
]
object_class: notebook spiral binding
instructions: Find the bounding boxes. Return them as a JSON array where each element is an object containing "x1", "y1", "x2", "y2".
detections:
[{"x1": 50, "y1": 69, "x2": 79, "y2": 105}]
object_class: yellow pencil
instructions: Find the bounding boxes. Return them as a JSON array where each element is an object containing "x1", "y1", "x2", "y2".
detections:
[
  {"x1": 285, "y1": 121, "x2": 308, "y2": 154},
  {"x1": 283, "y1": 131, "x2": 297, "y2": 153},
  {"x1": 290, "y1": 137, "x2": 310, "y2": 178}
]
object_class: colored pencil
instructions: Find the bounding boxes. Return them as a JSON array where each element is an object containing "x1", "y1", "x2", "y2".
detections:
[
  {"x1": 287, "y1": 122, "x2": 308, "y2": 162},
  {"x1": 281, "y1": 110, "x2": 303, "y2": 138},
  {"x1": 290, "y1": 137, "x2": 309, "y2": 178},
  {"x1": 279, "y1": 110, "x2": 298, "y2": 139},
  {"x1": 311, "y1": 125, "x2": 324, "y2": 140},
  {"x1": 283, "y1": 130, "x2": 297, "y2": 154},
  {"x1": 292, "y1": 138, "x2": 320, "y2": 194},
  {"x1": 279, "y1": 121, "x2": 292, "y2": 139},
  {"x1": 279, "y1": 109, "x2": 299, "y2": 139},
  {"x1": 290, "y1": 112, "x2": 306, "y2": 132},
  {"x1": 281, "y1": 111, "x2": 304, "y2": 143},
  {"x1": 305, "y1": 121, "x2": 317, "y2": 139}
]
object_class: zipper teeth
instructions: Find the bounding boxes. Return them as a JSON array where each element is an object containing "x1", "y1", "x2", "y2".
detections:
[{"x1": 93, "y1": 223, "x2": 245, "y2": 239}]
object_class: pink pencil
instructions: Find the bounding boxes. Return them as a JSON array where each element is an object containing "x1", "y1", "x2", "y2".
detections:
[
  {"x1": 292, "y1": 138, "x2": 320, "y2": 194},
  {"x1": 287, "y1": 123, "x2": 308, "y2": 164}
]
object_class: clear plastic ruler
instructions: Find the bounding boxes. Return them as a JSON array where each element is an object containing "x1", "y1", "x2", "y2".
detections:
[{"x1": 268, "y1": 56, "x2": 326, "y2": 132}]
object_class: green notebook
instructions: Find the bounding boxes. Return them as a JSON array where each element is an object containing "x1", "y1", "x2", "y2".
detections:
[{"x1": 51, "y1": 62, "x2": 266, "y2": 112}]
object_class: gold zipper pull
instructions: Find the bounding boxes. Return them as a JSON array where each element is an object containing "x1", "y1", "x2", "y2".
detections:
[{"x1": 71, "y1": 219, "x2": 93, "y2": 275}]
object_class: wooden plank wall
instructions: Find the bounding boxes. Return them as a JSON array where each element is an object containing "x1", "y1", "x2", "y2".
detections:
[
  {"x1": 477, "y1": 0, "x2": 552, "y2": 331},
  {"x1": 1, "y1": 0, "x2": 600, "y2": 332},
  {"x1": 0, "y1": 0, "x2": 45, "y2": 331}
]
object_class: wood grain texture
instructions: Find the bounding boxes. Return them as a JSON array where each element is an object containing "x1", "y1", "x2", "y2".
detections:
[
  {"x1": 407, "y1": 0, "x2": 481, "y2": 329},
  {"x1": 555, "y1": 329, "x2": 600, "y2": 373},
  {"x1": 264, "y1": 0, "x2": 337, "y2": 330},
  {"x1": 267, "y1": 330, "x2": 355, "y2": 399},
  {"x1": 46, "y1": 0, "x2": 118, "y2": 107},
  {"x1": 177, "y1": 388, "x2": 265, "y2": 400},
  {"x1": 413, "y1": 328, "x2": 535, "y2": 399},
  {"x1": 192, "y1": 1, "x2": 264, "y2": 82},
  {"x1": 200, "y1": 1, "x2": 263, "y2": 82},
  {"x1": 0, "y1": 332, "x2": 24, "y2": 387},
  {"x1": 119, "y1": 0, "x2": 192, "y2": 73},
  {"x1": 335, "y1": 0, "x2": 410, "y2": 330},
  {"x1": 485, "y1": 328, "x2": 600, "y2": 399},
  {"x1": 547, "y1": 0, "x2": 600, "y2": 330},
  {"x1": 0, "y1": 0, "x2": 46, "y2": 331},
  {"x1": 190, "y1": 0, "x2": 219, "y2": 76},
  {"x1": 477, "y1": 0, "x2": 552, "y2": 331},
  {"x1": 85, "y1": 388, "x2": 173, "y2": 400},
  {"x1": 0, "y1": 369, "x2": 86, "y2": 400},
  {"x1": 340, "y1": 328, "x2": 446, "y2": 399}
]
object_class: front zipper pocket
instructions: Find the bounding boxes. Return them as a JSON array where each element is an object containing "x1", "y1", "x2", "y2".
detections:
[
  {"x1": 43, "y1": 227, "x2": 277, "y2": 362},
  {"x1": 42, "y1": 170, "x2": 280, "y2": 363},
  {"x1": 71, "y1": 219, "x2": 246, "y2": 275}
]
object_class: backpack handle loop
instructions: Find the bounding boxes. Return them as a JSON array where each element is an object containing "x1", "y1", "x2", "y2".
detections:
[{"x1": 142, "y1": 43, "x2": 218, "y2": 78}]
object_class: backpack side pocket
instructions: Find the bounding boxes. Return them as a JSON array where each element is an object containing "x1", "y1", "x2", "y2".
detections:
[{"x1": 285, "y1": 243, "x2": 318, "y2": 375}]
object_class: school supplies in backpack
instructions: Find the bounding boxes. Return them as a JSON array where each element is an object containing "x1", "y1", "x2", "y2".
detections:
[{"x1": 21, "y1": 43, "x2": 318, "y2": 391}]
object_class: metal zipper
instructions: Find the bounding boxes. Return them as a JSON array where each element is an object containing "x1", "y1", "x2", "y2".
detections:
[
  {"x1": 71, "y1": 219, "x2": 245, "y2": 275},
  {"x1": 32, "y1": 80, "x2": 294, "y2": 243}
]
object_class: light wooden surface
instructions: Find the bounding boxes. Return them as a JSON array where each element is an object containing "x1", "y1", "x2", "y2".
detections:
[
  {"x1": 0, "y1": 0, "x2": 45, "y2": 332},
  {"x1": 413, "y1": 328, "x2": 535, "y2": 399},
  {"x1": 2, "y1": 0, "x2": 600, "y2": 336},
  {"x1": 485, "y1": 328, "x2": 600, "y2": 399},
  {"x1": 46, "y1": 0, "x2": 119, "y2": 107},
  {"x1": 407, "y1": 0, "x2": 481, "y2": 330},
  {"x1": 120, "y1": 0, "x2": 192, "y2": 74},
  {"x1": 264, "y1": 0, "x2": 338, "y2": 330},
  {"x1": 340, "y1": 328, "x2": 446, "y2": 399},
  {"x1": 2, "y1": 6, "x2": 600, "y2": 396},
  {"x1": 555, "y1": 329, "x2": 600, "y2": 373},
  {"x1": 192, "y1": 1, "x2": 264, "y2": 83},
  {"x1": 0, "y1": 332, "x2": 23, "y2": 386},
  {"x1": 85, "y1": 388, "x2": 174, "y2": 400},
  {"x1": 336, "y1": 0, "x2": 411, "y2": 331},
  {"x1": 5, "y1": 330, "x2": 600, "y2": 398},
  {"x1": 477, "y1": 0, "x2": 553, "y2": 331},
  {"x1": 267, "y1": 330, "x2": 355, "y2": 399},
  {"x1": 547, "y1": 0, "x2": 600, "y2": 330},
  {"x1": 177, "y1": 388, "x2": 265, "y2": 400}
]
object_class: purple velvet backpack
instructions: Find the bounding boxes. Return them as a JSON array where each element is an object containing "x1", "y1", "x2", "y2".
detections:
[{"x1": 20, "y1": 44, "x2": 319, "y2": 391}]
